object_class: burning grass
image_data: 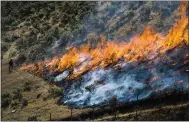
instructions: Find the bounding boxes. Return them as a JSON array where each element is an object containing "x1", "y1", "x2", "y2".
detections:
[
  {"x1": 20, "y1": 2, "x2": 188, "y2": 80},
  {"x1": 20, "y1": 2, "x2": 189, "y2": 108}
]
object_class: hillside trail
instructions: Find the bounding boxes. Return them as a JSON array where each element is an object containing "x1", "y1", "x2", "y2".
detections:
[{"x1": 1, "y1": 58, "x2": 91, "y2": 121}]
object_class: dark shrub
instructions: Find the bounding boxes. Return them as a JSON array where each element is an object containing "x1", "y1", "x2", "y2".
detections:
[
  {"x1": 2, "y1": 92, "x2": 11, "y2": 108},
  {"x1": 28, "y1": 116, "x2": 37, "y2": 121},
  {"x1": 23, "y1": 81, "x2": 31, "y2": 91},
  {"x1": 36, "y1": 93, "x2": 41, "y2": 99},
  {"x1": 15, "y1": 54, "x2": 27, "y2": 65},
  {"x1": 12, "y1": 88, "x2": 23, "y2": 101},
  {"x1": 22, "y1": 98, "x2": 28, "y2": 107},
  {"x1": 11, "y1": 100, "x2": 19, "y2": 108},
  {"x1": 48, "y1": 87, "x2": 64, "y2": 98}
]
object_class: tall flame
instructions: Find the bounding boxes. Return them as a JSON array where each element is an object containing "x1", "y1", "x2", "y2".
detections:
[{"x1": 20, "y1": 2, "x2": 188, "y2": 81}]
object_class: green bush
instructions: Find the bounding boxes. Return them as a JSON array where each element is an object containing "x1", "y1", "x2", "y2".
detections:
[
  {"x1": 43, "y1": 96, "x2": 48, "y2": 101},
  {"x1": 23, "y1": 81, "x2": 31, "y2": 91},
  {"x1": 2, "y1": 16, "x2": 15, "y2": 26},
  {"x1": 48, "y1": 87, "x2": 64, "y2": 98},
  {"x1": 146, "y1": 1, "x2": 153, "y2": 9},
  {"x1": 22, "y1": 98, "x2": 28, "y2": 107},
  {"x1": 27, "y1": 115, "x2": 37, "y2": 121},
  {"x1": 2, "y1": 92, "x2": 11, "y2": 108},
  {"x1": 108, "y1": 4, "x2": 118, "y2": 15},
  {"x1": 2, "y1": 35, "x2": 17, "y2": 42},
  {"x1": 128, "y1": 10, "x2": 135, "y2": 18},
  {"x1": 9, "y1": 51, "x2": 17, "y2": 57},
  {"x1": 12, "y1": 88, "x2": 23, "y2": 101},
  {"x1": 47, "y1": 27, "x2": 59, "y2": 38},
  {"x1": 36, "y1": 93, "x2": 41, "y2": 99},
  {"x1": 1, "y1": 42, "x2": 8, "y2": 52},
  {"x1": 15, "y1": 54, "x2": 27, "y2": 65},
  {"x1": 11, "y1": 100, "x2": 19, "y2": 108}
]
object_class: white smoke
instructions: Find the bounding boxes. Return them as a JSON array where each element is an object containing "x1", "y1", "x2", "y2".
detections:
[
  {"x1": 54, "y1": 70, "x2": 69, "y2": 82},
  {"x1": 61, "y1": 47, "x2": 188, "y2": 108},
  {"x1": 63, "y1": 67, "x2": 147, "y2": 107}
]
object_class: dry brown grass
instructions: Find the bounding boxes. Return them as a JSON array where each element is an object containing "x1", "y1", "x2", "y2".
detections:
[
  {"x1": 1, "y1": 59, "x2": 92, "y2": 121},
  {"x1": 96, "y1": 103, "x2": 189, "y2": 121}
]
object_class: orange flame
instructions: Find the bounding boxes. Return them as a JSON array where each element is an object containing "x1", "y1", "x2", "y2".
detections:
[{"x1": 20, "y1": 2, "x2": 188, "y2": 80}]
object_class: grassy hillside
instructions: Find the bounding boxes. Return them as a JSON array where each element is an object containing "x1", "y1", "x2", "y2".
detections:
[
  {"x1": 1, "y1": 1, "x2": 180, "y2": 65},
  {"x1": 1, "y1": 59, "x2": 93, "y2": 121},
  {"x1": 1, "y1": 1, "x2": 96, "y2": 64},
  {"x1": 1, "y1": 1, "x2": 188, "y2": 121}
]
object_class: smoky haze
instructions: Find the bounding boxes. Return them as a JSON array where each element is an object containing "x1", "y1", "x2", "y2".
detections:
[{"x1": 50, "y1": 1, "x2": 180, "y2": 57}]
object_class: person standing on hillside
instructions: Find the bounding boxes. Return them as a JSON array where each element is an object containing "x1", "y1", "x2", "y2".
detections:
[{"x1": 8, "y1": 59, "x2": 14, "y2": 73}]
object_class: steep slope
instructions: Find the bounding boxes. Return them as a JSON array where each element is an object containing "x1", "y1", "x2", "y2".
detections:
[
  {"x1": 1, "y1": 1, "x2": 181, "y2": 65},
  {"x1": 1, "y1": 1, "x2": 96, "y2": 64},
  {"x1": 1, "y1": 59, "x2": 92, "y2": 121},
  {"x1": 19, "y1": 1, "x2": 188, "y2": 108},
  {"x1": 1, "y1": 1, "x2": 188, "y2": 121}
]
